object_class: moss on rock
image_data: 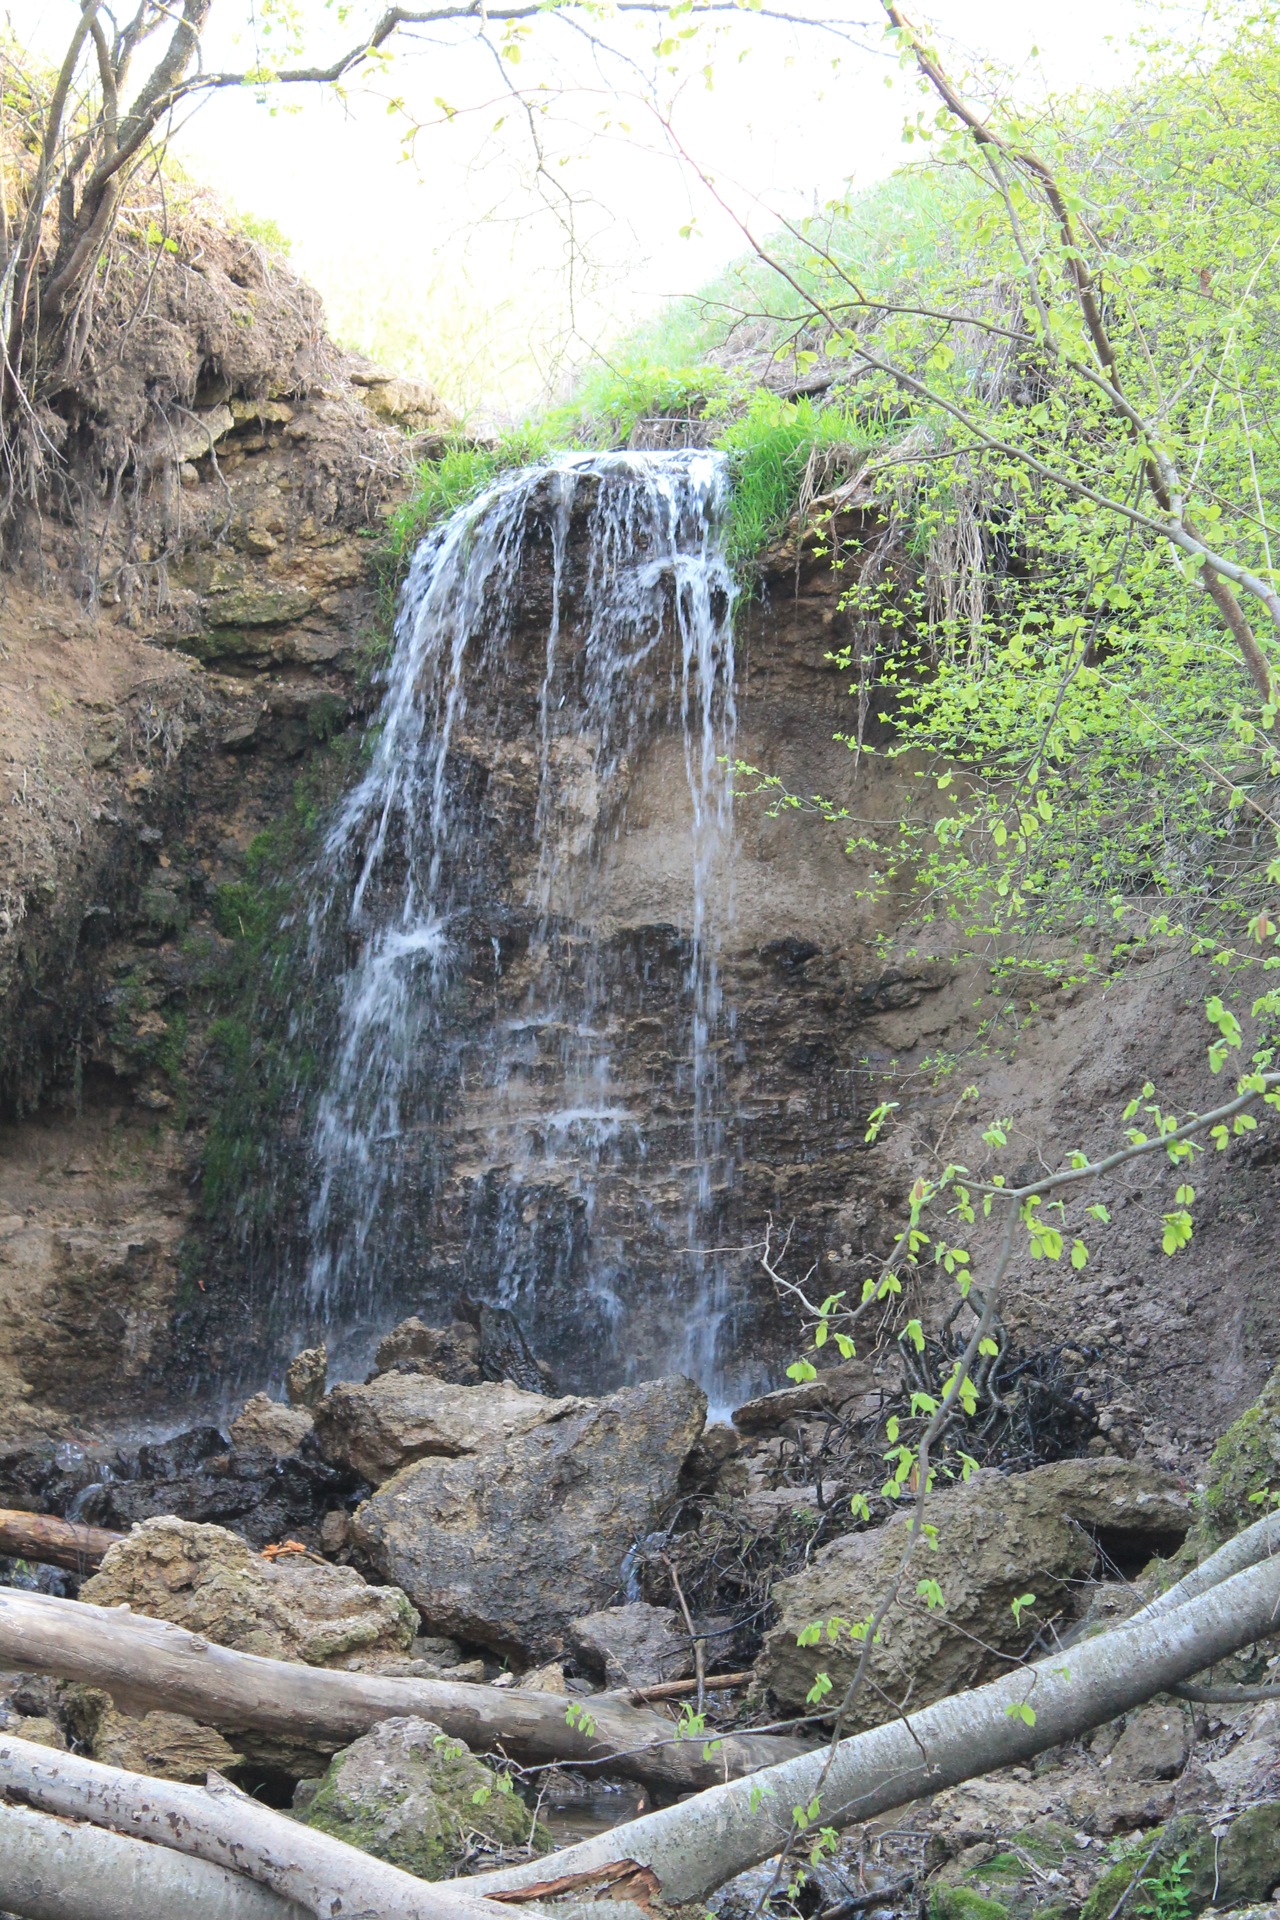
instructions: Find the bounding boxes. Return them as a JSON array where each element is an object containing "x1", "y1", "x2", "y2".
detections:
[
  {"x1": 1192, "y1": 1361, "x2": 1280, "y2": 1550},
  {"x1": 300, "y1": 1716, "x2": 549, "y2": 1878},
  {"x1": 930, "y1": 1888, "x2": 1011, "y2": 1920}
]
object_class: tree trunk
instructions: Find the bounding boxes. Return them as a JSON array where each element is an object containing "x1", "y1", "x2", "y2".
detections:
[
  {"x1": 1130, "y1": 1508, "x2": 1280, "y2": 1623},
  {"x1": 469, "y1": 1550, "x2": 1280, "y2": 1905},
  {"x1": 0, "y1": 1508, "x2": 122, "y2": 1571},
  {"x1": 0, "y1": 1735, "x2": 525, "y2": 1920},
  {"x1": 0, "y1": 1588, "x2": 804, "y2": 1793},
  {"x1": 0, "y1": 1801, "x2": 305, "y2": 1920}
]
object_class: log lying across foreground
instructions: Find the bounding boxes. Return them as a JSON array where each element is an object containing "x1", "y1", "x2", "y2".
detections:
[
  {"x1": 6, "y1": 1519, "x2": 1280, "y2": 1920},
  {"x1": 469, "y1": 1526, "x2": 1280, "y2": 1905},
  {"x1": 0, "y1": 1740, "x2": 517, "y2": 1920},
  {"x1": 5, "y1": 1515, "x2": 1280, "y2": 1920},
  {"x1": 0, "y1": 1587, "x2": 804, "y2": 1794},
  {"x1": 0, "y1": 1799, "x2": 305, "y2": 1920},
  {"x1": 0, "y1": 1509, "x2": 122, "y2": 1572}
]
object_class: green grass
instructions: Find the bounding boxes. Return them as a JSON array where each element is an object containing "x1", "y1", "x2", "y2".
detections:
[
  {"x1": 391, "y1": 360, "x2": 871, "y2": 579},
  {"x1": 716, "y1": 389, "x2": 871, "y2": 564}
]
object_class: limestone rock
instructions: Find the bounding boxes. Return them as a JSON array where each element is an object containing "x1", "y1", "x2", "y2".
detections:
[
  {"x1": 348, "y1": 362, "x2": 456, "y2": 437},
  {"x1": 758, "y1": 1458, "x2": 1190, "y2": 1724},
  {"x1": 1108, "y1": 1702, "x2": 1191, "y2": 1781},
  {"x1": 229, "y1": 1392, "x2": 314, "y2": 1456},
  {"x1": 567, "y1": 1603, "x2": 693, "y2": 1688},
  {"x1": 313, "y1": 1372, "x2": 573, "y2": 1485},
  {"x1": 467, "y1": 1302, "x2": 555, "y2": 1395},
  {"x1": 9, "y1": 1715, "x2": 65, "y2": 1750},
  {"x1": 373, "y1": 1318, "x2": 482, "y2": 1386},
  {"x1": 72, "y1": 1689, "x2": 242, "y2": 1781},
  {"x1": 300, "y1": 1716, "x2": 546, "y2": 1877},
  {"x1": 520, "y1": 1661, "x2": 567, "y2": 1693},
  {"x1": 80, "y1": 1515, "x2": 416, "y2": 1665},
  {"x1": 731, "y1": 1361, "x2": 879, "y2": 1434},
  {"x1": 286, "y1": 1344, "x2": 328, "y2": 1408},
  {"x1": 354, "y1": 1376, "x2": 708, "y2": 1660}
]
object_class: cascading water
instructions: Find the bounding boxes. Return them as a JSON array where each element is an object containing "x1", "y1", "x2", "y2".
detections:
[{"x1": 296, "y1": 449, "x2": 747, "y2": 1397}]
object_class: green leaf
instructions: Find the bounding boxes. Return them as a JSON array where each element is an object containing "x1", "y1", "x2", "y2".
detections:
[{"x1": 1161, "y1": 1210, "x2": 1193, "y2": 1254}]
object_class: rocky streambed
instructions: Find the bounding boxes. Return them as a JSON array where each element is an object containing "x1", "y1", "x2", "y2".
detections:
[{"x1": 4, "y1": 1314, "x2": 1280, "y2": 1920}]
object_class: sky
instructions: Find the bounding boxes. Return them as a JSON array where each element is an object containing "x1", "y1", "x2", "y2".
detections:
[{"x1": 18, "y1": 0, "x2": 1160, "y2": 415}]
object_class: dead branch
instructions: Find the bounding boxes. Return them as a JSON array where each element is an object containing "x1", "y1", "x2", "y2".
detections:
[{"x1": 0, "y1": 1508, "x2": 123, "y2": 1572}]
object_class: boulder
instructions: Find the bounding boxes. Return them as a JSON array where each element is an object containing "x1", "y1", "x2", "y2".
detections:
[
  {"x1": 299, "y1": 1716, "x2": 547, "y2": 1877},
  {"x1": 286, "y1": 1344, "x2": 328, "y2": 1408},
  {"x1": 567, "y1": 1603, "x2": 693, "y2": 1688},
  {"x1": 373, "y1": 1318, "x2": 483, "y2": 1386},
  {"x1": 67, "y1": 1688, "x2": 243, "y2": 1781},
  {"x1": 80, "y1": 1515, "x2": 416, "y2": 1666},
  {"x1": 758, "y1": 1458, "x2": 1190, "y2": 1724},
  {"x1": 354, "y1": 1376, "x2": 707, "y2": 1661},
  {"x1": 229, "y1": 1392, "x2": 314, "y2": 1457},
  {"x1": 731, "y1": 1360, "x2": 880, "y2": 1434},
  {"x1": 314, "y1": 1374, "x2": 572, "y2": 1485},
  {"x1": 1108, "y1": 1702, "x2": 1191, "y2": 1781},
  {"x1": 78, "y1": 1516, "x2": 419, "y2": 1772}
]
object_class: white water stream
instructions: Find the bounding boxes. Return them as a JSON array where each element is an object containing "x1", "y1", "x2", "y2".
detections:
[{"x1": 300, "y1": 450, "x2": 740, "y2": 1394}]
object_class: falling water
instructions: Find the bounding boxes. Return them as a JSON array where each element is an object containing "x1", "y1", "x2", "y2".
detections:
[{"x1": 300, "y1": 450, "x2": 740, "y2": 1394}]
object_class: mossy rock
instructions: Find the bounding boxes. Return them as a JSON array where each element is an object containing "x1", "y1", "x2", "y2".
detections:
[
  {"x1": 1006, "y1": 1823, "x2": 1077, "y2": 1867},
  {"x1": 1191, "y1": 1362, "x2": 1280, "y2": 1551},
  {"x1": 301, "y1": 1715, "x2": 551, "y2": 1879},
  {"x1": 1080, "y1": 1854, "x2": 1143, "y2": 1920},
  {"x1": 1080, "y1": 1807, "x2": 1280, "y2": 1919},
  {"x1": 1184, "y1": 1803, "x2": 1280, "y2": 1909},
  {"x1": 930, "y1": 1889, "x2": 1011, "y2": 1920}
]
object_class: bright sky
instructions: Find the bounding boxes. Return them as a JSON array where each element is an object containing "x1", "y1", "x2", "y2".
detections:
[{"x1": 19, "y1": 0, "x2": 1158, "y2": 415}]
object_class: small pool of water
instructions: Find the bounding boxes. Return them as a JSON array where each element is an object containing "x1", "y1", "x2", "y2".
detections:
[{"x1": 536, "y1": 1777, "x2": 650, "y2": 1847}]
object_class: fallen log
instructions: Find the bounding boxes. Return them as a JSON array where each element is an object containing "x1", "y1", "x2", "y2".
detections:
[
  {"x1": 0, "y1": 1509, "x2": 122, "y2": 1572},
  {"x1": 468, "y1": 1546, "x2": 1280, "y2": 1905},
  {"x1": 0, "y1": 1587, "x2": 805, "y2": 1793},
  {"x1": 627, "y1": 1671, "x2": 751, "y2": 1705},
  {"x1": 0, "y1": 1736, "x2": 519, "y2": 1920},
  {"x1": 0, "y1": 1800, "x2": 305, "y2": 1920},
  {"x1": 1131, "y1": 1507, "x2": 1280, "y2": 1623}
]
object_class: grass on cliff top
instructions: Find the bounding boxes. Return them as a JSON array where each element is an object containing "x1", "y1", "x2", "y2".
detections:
[{"x1": 390, "y1": 364, "x2": 872, "y2": 574}]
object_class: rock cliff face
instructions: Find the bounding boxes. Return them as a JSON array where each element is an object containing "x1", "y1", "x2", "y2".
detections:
[
  {"x1": 2, "y1": 207, "x2": 1279, "y2": 1465},
  {"x1": 0, "y1": 209, "x2": 446, "y2": 1442}
]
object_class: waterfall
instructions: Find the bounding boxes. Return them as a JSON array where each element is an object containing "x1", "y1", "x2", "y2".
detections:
[{"x1": 297, "y1": 449, "x2": 741, "y2": 1396}]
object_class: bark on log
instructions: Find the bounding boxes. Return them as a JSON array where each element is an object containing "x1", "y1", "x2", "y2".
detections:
[
  {"x1": 0, "y1": 1509, "x2": 122, "y2": 1572},
  {"x1": 1130, "y1": 1508, "x2": 1280, "y2": 1623},
  {"x1": 468, "y1": 1550, "x2": 1280, "y2": 1905},
  {"x1": 0, "y1": 1588, "x2": 804, "y2": 1793},
  {"x1": 0, "y1": 1736, "x2": 528, "y2": 1920},
  {"x1": 0, "y1": 1801, "x2": 306, "y2": 1920}
]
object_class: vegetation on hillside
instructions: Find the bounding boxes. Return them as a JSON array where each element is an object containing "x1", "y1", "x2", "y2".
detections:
[{"x1": 420, "y1": 5, "x2": 1280, "y2": 1032}]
